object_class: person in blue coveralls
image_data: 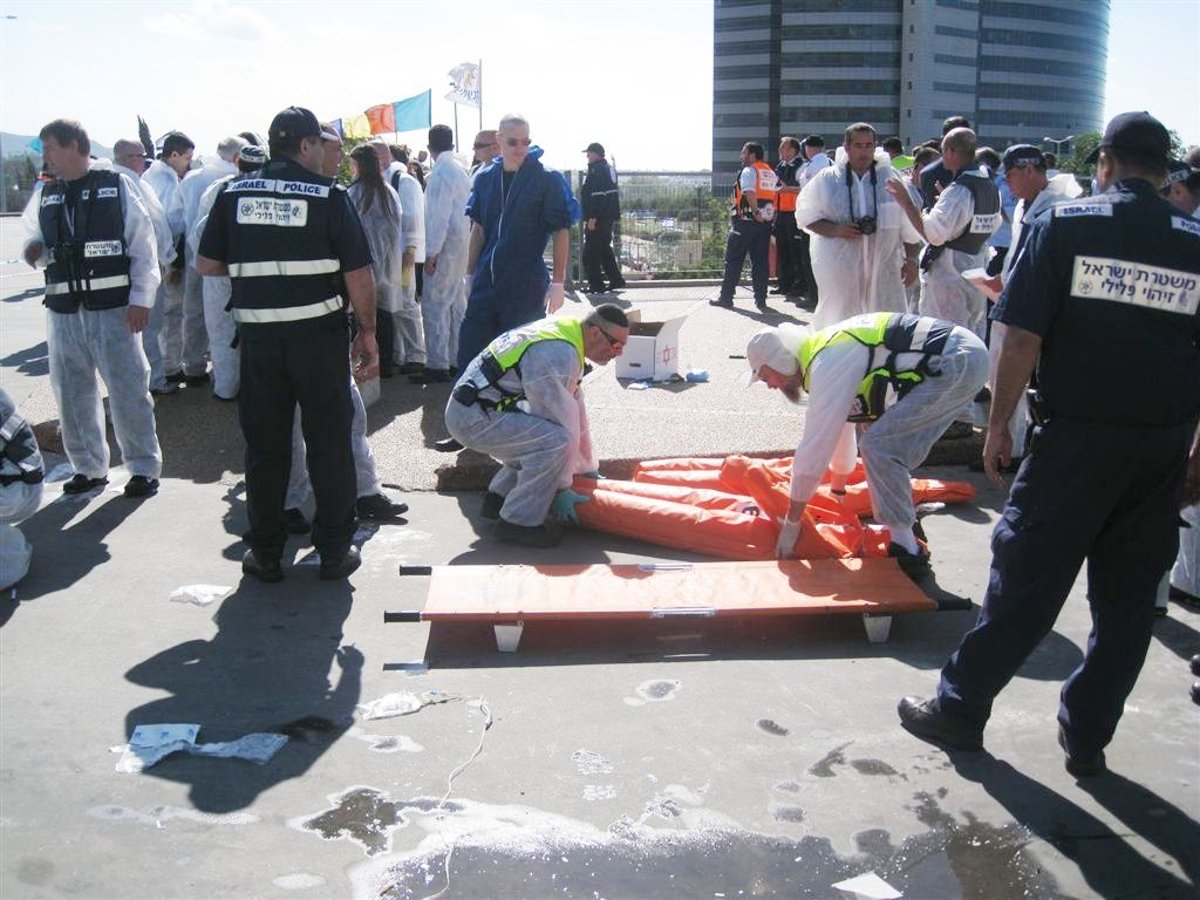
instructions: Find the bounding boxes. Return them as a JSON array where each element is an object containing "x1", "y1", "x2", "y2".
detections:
[
  {"x1": 897, "y1": 112, "x2": 1200, "y2": 778},
  {"x1": 456, "y1": 113, "x2": 580, "y2": 372}
]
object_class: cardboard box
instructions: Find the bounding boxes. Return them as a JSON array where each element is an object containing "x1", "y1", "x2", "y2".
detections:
[{"x1": 615, "y1": 315, "x2": 687, "y2": 382}]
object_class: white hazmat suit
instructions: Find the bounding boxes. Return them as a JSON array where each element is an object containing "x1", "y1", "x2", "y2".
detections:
[
  {"x1": 796, "y1": 150, "x2": 919, "y2": 330},
  {"x1": 23, "y1": 168, "x2": 163, "y2": 483},
  {"x1": 421, "y1": 151, "x2": 472, "y2": 372},
  {"x1": 391, "y1": 167, "x2": 427, "y2": 366},
  {"x1": 190, "y1": 174, "x2": 240, "y2": 399}
]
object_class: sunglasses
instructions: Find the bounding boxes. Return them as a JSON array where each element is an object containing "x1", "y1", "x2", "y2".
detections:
[
  {"x1": 594, "y1": 325, "x2": 626, "y2": 350},
  {"x1": 504, "y1": 137, "x2": 532, "y2": 148}
]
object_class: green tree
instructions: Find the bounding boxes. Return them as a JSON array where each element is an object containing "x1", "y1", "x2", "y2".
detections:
[{"x1": 1062, "y1": 131, "x2": 1100, "y2": 176}]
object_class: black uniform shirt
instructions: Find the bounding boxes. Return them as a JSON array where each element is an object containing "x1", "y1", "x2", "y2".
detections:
[
  {"x1": 199, "y1": 158, "x2": 372, "y2": 282},
  {"x1": 995, "y1": 179, "x2": 1200, "y2": 427}
]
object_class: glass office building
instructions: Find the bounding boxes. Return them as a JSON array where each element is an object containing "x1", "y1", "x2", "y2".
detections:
[{"x1": 712, "y1": 0, "x2": 1108, "y2": 167}]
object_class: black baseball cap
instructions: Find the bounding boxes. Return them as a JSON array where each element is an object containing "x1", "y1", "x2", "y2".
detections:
[
  {"x1": 1001, "y1": 144, "x2": 1045, "y2": 173},
  {"x1": 268, "y1": 106, "x2": 323, "y2": 144},
  {"x1": 1085, "y1": 111, "x2": 1171, "y2": 164},
  {"x1": 583, "y1": 142, "x2": 605, "y2": 156}
]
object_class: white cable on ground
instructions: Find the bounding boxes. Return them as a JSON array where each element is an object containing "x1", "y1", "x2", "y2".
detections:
[{"x1": 418, "y1": 697, "x2": 493, "y2": 900}]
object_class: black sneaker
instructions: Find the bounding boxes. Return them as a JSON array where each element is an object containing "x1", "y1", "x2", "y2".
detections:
[
  {"x1": 942, "y1": 422, "x2": 974, "y2": 440},
  {"x1": 480, "y1": 491, "x2": 504, "y2": 520},
  {"x1": 124, "y1": 475, "x2": 159, "y2": 498},
  {"x1": 434, "y1": 437, "x2": 464, "y2": 453},
  {"x1": 398, "y1": 362, "x2": 425, "y2": 376},
  {"x1": 242, "y1": 549, "x2": 283, "y2": 583},
  {"x1": 1058, "y1": 725, "x2": 1107, "y2": 778},
  {"x1": 755, "y1": 299, "x2": 769, "y2": 312},
  {"x1": 184, "y1": 371, "x2": 211, "y2": 387},
  {"x1": 495, "y1": 517, "x2": 561, "y2": 548},
  {"x1": 357, "y1": 493, "x2": 408, "y2": 520},
  {"x1": 898, "y1": 696, "x2": 983, "y2": 752},
  {"x1": 609, "y1": 279, "x2": 628, "y2": 290},
  {"x1": 62, "y1": 473, "x2": 108, "y2": 494},
  {"x1": 709, "y1": 297, "x2": 733, "y2": 308},
  {"x1": 888, "y1": 542, "x2": 931, "y2": 578},
  {"x1": 770, "y1": 286, "x2": 788, "y2": 295},
  {"x1": 283, "y1": 508, "x2": 311, "y2": 534},
  {"x1": 320, "y1": 545, "x2": 362, "y2": 580},
  {"x1": 410, "y1": 368, "x2": 452, "y2": 384},
  {"x1": 165, "y1": 370, "x2": 186, "y2": 384},
  {"x1": 150, "y1": 383, "x2": 180, "y2": 397}
]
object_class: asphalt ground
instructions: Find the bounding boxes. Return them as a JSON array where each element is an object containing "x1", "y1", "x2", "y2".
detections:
[{"x1": 1, "y1": 216, "x2": 1197, "y2": 899}]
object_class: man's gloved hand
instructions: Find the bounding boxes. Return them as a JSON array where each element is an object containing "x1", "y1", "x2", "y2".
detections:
[
  {"x1": 545, "y1": 281, "x2": 565, "y2": 313},
  {"x1": 775, "y1": 516, "x2": 803, "y2": 559},
  {"x1": 551, "y1": 488, "x2": 590, "y2": 524}
]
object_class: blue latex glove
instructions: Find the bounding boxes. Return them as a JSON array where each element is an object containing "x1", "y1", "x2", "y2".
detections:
[{"x1": 552, "y1": 488, "x2": 590, "y2": 524}]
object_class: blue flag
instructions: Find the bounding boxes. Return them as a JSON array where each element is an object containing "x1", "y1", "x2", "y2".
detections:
[{"x1": 392, "y1": 90, "x2": 431, "y2": 132}]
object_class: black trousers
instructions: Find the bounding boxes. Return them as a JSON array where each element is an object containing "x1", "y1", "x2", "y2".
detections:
[
  {"x1": 774, "y1": 212, "x2": 799, "y2": 292},
  {"x1": 936, "y1": 418, "x2": 1189, "y2": 755},
  {"x1": 582, "y1": 218, "x2": 623, "y2": 290},
  {"x1": 238, "y1": 313, "x2": 356, "y2": 560},
  {"x1": 719, "y1": 218, "x2": 771, "y2": 302},
  {"x1": 796, "y1": 229, "x2": 818, "y2": 303}
]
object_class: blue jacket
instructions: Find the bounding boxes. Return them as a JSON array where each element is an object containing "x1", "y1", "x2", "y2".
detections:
[{"x1": 466, "y1": 146, "x2": 580, "y2": 306}]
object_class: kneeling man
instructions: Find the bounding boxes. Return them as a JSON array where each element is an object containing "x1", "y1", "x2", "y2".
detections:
[
  {"x1": 445, "y1": 305, "x2": 629, "y2": 547},
  {"x1": 747, "y1": 312, "x2": 987, "y2": 563}
]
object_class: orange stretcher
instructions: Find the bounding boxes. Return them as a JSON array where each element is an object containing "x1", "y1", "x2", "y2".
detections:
[{"x1": 404, "y1": 557, "x2": 936, "y2": 651}]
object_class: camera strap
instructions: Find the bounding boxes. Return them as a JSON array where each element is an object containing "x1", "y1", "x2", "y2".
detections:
[{"x1": 845, "y1": 162, "x2": 877, "y2": 223}]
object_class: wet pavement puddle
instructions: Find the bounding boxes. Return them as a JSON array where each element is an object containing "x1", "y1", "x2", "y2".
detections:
[{"x1": 351, "y1": 792, "x2": 1058, "y2": 899}]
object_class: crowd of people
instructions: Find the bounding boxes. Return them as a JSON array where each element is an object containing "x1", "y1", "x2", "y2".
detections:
[{"x1": 2, "y1": 104, "x2": 1199, "y2": 774}]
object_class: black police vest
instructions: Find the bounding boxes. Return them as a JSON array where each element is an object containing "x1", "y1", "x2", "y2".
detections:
[
  {"x1": 944, "y1": 171, "x2": 1001, "y2": 255},
  {"x1": 217, "y1": 160, "x2": 346, "y2": 322},
  {"x1": 38, "y1": 170, "x2": 131, "y2": 314}
]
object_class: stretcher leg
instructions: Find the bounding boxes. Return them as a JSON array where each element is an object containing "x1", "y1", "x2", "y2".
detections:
[
  {"x1": 494, "y1": 621, "x2": 525, "y2": 653},
  {"x1": 863, "y1": 613, "x2": 893, "y2": 644}
]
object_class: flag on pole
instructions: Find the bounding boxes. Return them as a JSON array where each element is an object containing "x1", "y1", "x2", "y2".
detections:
[
  {"x1": 341, "y1": 113, "x2": 373, "y2": 140},
  {"x1": 365, "y1": 103, "x2": 395, "y2": 135},
  {"x1": 445, "y1": 62, "x2": 481, "y2": 109},
  {"x1": 392, "y1": 90, "x2": 432, "y2": 131}
]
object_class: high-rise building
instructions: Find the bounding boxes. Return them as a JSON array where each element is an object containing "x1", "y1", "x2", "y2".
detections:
[{"x1": 712, "y1": 0, "x2": 1108, "y2": 168}]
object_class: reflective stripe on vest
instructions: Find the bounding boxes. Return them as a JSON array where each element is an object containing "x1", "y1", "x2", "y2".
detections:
[
  {"x1": 799, "y1": 313, "x2": 953, "y2": 421},
  {"x1": 44, "y1": 274, "x2": 131, "y2": 296},
  {"x1": 473, "y1": 317, "x2": 586, "y2": 411},
  {"x1": 227, "y1": 258, "x2": 341, "y2": 278},
  {"x1": 231, "y1": 295, "x2": 344, "y2": 324}
]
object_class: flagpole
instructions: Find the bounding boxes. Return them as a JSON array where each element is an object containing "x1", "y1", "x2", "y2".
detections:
[
  {"x1": 478, "y1": 58, "x2": 483, "y2": 132},
  {"x1": 453, "y1": 103, "x2": 459, "y2": 153}
]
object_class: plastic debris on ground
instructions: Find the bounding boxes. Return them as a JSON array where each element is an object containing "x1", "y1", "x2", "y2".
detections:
[
  {"x1": 355, "y1": 690, "x2": 462, "y2": 721},
  {"x1": 168, "y1": 584, "x2": 234, "y2": 607},
  {"x1": 114, "y1": 723, "x2": 288, "y2": 773},
  {"x1": 832, "y1": 871, "x2": 903, "y2": 900}
]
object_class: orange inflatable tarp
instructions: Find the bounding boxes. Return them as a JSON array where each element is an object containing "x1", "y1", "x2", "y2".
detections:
[{"x1": 572, "y1": 455, "x2": 975, "y2": 561}]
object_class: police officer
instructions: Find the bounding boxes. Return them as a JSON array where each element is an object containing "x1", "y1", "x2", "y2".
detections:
[
  {"x1": 579, "y1": 142, "x2": 625, "y2": 294},
  {"x1": 22, "y1": 118, "x2": 163, "y2": 499},
  {"x1": 898, "y1": 112, "x2": 1200, "y2": 778},
  {"x1": 444, "y1": 305, "x2": 629, "y2": 548},
  {"x1": 712, "y1": 142, "x2": 778, "y2": 312},
  {"x1": 197, "y1": 107, "x2": 378, "y2": 583},
  {"x1": 771, "y1": 136, "x2": 803, "y2": 298}
]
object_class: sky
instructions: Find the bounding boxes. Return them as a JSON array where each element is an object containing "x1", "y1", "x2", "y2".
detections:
[{"x1": 0, "y1": 0, "x2": 1196, "y2": 172}]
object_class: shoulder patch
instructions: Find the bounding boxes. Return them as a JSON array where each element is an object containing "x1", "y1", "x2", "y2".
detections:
[
  {"x1": 1071, "y1": 255, "x2": 1200, "y2": 316},
  {"x1": 1054, "y1": 202, "x2": 1113, "y2": 218},
  {"x1": 1172, "y1": 215, "x2": 1200, "y2": 238}
]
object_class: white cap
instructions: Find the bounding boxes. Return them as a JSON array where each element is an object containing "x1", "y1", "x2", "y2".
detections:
[{"x1": 745, "y1": 324, "x2": 808, "y2": 385}]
